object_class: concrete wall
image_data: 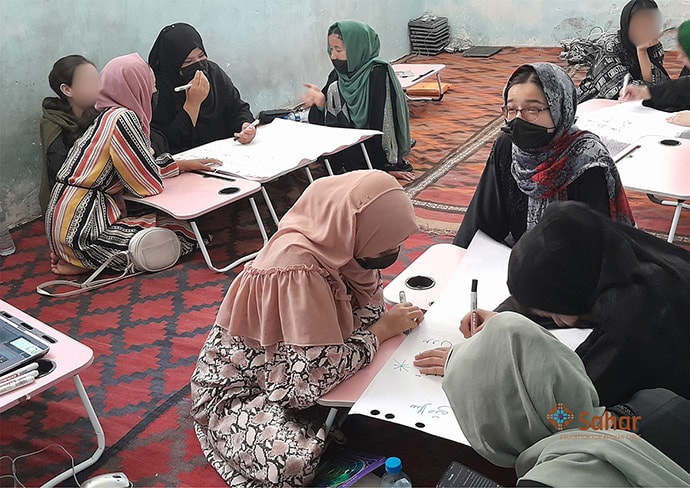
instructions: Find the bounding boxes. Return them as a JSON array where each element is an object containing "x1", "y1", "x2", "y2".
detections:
[{"x1": 1, "y1": 0, "x2": 688, "y2": 227}]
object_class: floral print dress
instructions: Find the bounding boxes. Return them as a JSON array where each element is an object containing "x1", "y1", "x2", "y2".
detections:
[{"x1": 190, "y1": 289, "x2": 383, "y2": 486}]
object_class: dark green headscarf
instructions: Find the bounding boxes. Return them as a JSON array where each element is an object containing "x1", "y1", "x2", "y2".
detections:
[
  {"x1": 329, "y1": 21, "x2": 411, "y2": 156},
  {"x1": 679, "y1": 20, "x2": 690, "y2": 59}
]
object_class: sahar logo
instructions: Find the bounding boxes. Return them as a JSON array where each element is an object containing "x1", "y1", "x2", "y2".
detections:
[{"x1": 547, "y1": 403, "x2": 575, "y2": 431}]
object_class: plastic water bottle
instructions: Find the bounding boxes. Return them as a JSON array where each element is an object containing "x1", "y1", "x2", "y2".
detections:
[
  {"x1": 285, "y1": 109, "x2": 310, "y2": 122},
  {"x1": 0, "y1": 202, "x2": 15, "y2": 257},
  {"x1": 380, "y1": 457, "x2": 412, "y2": 487}
]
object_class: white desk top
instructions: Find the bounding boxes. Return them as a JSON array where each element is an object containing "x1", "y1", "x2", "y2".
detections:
[
  {"x1": 616, "y1": 136, "x2": 690, "y2": 200},
  {"x1": 173, "y1": 119, "x2": 381, "y2": 183},
  {"x1": 123, "y1": 171, "x2": 261, "y2": 220},
  {"x1": 0, "y1": 300, "x2": 94, "y2": 413},
  {"x1": 392, "y1": 64, "x2": 446, "y2": 90}
]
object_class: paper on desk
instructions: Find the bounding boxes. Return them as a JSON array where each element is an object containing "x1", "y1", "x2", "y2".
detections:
[
  {"x1": 350, "y1": 232, "x2": 512, "y2": 445},
  {"x1": 351, "y1": 231, "x2": 594, "y2": 444},
  {"x1": 576, "y1": 101, "x2": 689, "y2": 156},
  {"x1": 173, "y1": 118, "x2": 381, "y2": 182}
]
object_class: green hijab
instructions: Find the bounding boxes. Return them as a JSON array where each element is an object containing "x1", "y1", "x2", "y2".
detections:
[
  {"x1": 38, "y1": 98, "x2": 82, "y2": 211},
  {"x1": 330, "y1": 21, "x2": 411, "y2": 156},
  {"x1": 442, "y1": 312, "x2": 689, "y2": 486},
  {"x1": 679, "y1": 20, "x2": 690, "y2": 59}
]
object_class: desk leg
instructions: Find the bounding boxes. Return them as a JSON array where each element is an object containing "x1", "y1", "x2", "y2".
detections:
[
  {"x1": 41, "y1": 375, "x2": 105, "y2": 488},
  {"x1": 323, "y1": 407, "x2": 339, "y2": 436},
  {"x1": 403, "y1": 72, "x2": 445, "y2": 102},
  {"x1": 360, "y1": 144, "x2": 374, "y2": 170},
  {"x1": 324, "y1": 158, "x2": 335, "y2": 176},
  {"x1": 190, "y1": 196, "x2": 268, "y2": 273},
  {"x1": 667, "y1": 200, "x2": 685, "y2": 243},
  {"x1": 260, "y1": 187, "x2": 281, "y2": 228},
  {"x1": 304, "y1": 167, "x2": 314, "y2": 184}
]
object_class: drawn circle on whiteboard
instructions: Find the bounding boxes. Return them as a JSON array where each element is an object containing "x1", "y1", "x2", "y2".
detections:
[
  {"x1": 370, "y1": 409, "x2": 380, "y2": 416},
  {"x1": 385, "y1": 413, "x2": 395, "y2": 419},
  {"x1": 405, "y1": 275, "x2": 435, "y2": 290},
  {"x1": 659, "y1": 139, "x2": 680, "y2": 146},
  {"x1": 415, "y1": 422, "x2": 426, "y2": 428},
  {"x1": 428, "y1": 301, "x2": 435, "y2": 307}
]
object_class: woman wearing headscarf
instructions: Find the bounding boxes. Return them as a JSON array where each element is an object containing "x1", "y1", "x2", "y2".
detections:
[
  {"x1": 452, "y1": 62, "x2": 633, "y2": 248},
  {"x1": 506, "y1": 201, "x2": 689, "y2": 407},
  {"x1": 45, "y1": 54, "x2": 211, "y2": 275},
  {"x1": 442, "y1": 312, "x2": 690, "y2": 487},
  {"x1": 191, "y1": 170, "x2": 424, "y2": 486},
  {"x1": 148, "y1": 23, "x2": 255, "y2": 154},
  {"x1": 577, "y1": 0, "x2": 669, "y2": 103},
  {"x1": 302, "y1": 21, "x2": 413, "y2": 178},
  {"x1": 621, "y1": 19, "x2": 690, "y2": 126},
  {"x1": 39, "y1": 55, "x2": 101, "y2": 212}
]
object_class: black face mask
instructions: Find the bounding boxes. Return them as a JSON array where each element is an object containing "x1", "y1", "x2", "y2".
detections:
[
  {"x1": 331, "y1": 59, "x2": 349, "y2": 74},
  {"x1": 151, "y1": 91, "x2": 159, "y2": 111},
  {"x1": 502, "y1": 117, "x2": 556, "y2": 150},
  {"x1": 179, "y1": 59, "x2": 209, "y2": 83},
  {"x1": 356, "y1": 248, "x2": 400, "y2": 270}
]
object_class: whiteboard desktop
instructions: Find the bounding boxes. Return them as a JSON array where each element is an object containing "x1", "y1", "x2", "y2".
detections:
[
  {"x1": 349, "y1": 231, "x2": 592, "y2": 445},
  {"x1": 172, "y1": 118, "x2": 381, "y2": 182}
]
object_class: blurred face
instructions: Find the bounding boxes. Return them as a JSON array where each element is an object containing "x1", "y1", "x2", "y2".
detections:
[
  {"x1": 60, "y1": 63, "x2": 101, "y2": 110},
  {"x1": 677, "y1": 40, "x2": 690, "y2": 69},
  {"x1": 328, "y1": 34, "x2": 347, "y2": 61},
  {"x1": 505, "y1": 82, "x2": 555, "y2": 129},
  {"x1": 532, "y1": 309, "x2": 580, "y2": 328},
  {"x1": 181, "y1": 47, "x2": 207, "y2": 68},
  {"x1": 628, "y1": 9, "x2": 662, "y2": 47}
]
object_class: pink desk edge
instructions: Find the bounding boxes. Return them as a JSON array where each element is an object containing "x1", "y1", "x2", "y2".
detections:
[
  {"x1": 123, "y1": 171, "x2": 262, "y2": 220},
  {"x1": 0, "y1": 300, "x2": 94, "y2": 413}
]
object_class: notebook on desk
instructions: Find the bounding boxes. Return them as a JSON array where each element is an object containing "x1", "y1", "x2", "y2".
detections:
[{"x1": 0, "y1": 311, "x2": 52, "y2": 376}]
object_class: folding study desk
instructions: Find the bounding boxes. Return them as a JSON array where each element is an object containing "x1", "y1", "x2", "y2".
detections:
[
  {"x1": 124, "y1": 171, "x2": 268, "y2": 273},
  {"x1": 393, "y1": 63, "x2": 446, "y2": 101},
  {"x1": 0, "y1": 300, "x2": 104, "y2": 487},
  {"x1": 173, "y1": 119, "x2": 382, "y2": 227},
  {"x1": 615, "y1": 136, "x2": 690, "y2": 243}
]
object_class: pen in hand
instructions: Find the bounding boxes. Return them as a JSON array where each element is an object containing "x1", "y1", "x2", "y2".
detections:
[
  {"x1": 470, "y1": 279, "x2": 478, "y2": 336},
  {"x1": 233, "y1": 119, "x2": 260, "y2": 141}
]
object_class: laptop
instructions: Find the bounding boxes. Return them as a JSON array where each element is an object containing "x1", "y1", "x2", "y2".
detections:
[
  {"x1": 463, "y1": 46, "x2": 503, "y2": 58},
  {"x1": 436, "y1": 461, "x2": 503, "y2": 487},
  {"x1": 0, "y1": 311, "x2": 52, "y2": 377}
]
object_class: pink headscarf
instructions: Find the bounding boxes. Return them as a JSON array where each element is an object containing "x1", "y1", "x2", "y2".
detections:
[
  {"x1": 218, "y1": 170, "x2": 419, "y2": 346},
  {"x1": 95, "y1": 53, "x2": 155, "y2": 139}
]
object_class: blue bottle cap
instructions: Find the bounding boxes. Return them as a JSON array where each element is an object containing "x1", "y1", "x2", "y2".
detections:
[{"x1": 385, "y1": 457, "x2": 402, "y2": 474}]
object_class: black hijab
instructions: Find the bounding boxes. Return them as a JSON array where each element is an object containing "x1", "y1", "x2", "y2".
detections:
[
  {"x1": 148, "y1": 23, "x2": 252, "y2": 152},
  {"x1": 507, "y1": 201, "x2": 689, "y2": 404},
  {"x1": 618, "y1": 0, "x2": 669, "y2": 79}
]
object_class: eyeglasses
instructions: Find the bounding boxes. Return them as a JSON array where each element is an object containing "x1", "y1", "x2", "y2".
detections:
[{"x1": 501, "y1": 105, "x2": 550, "y2": 123}]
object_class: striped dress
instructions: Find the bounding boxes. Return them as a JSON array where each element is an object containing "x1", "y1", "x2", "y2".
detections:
[{"x1": 46, "y1": 107, "x2": 197, "y2": 272}]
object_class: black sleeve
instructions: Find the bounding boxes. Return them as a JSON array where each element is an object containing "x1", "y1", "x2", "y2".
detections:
[
  {"x1": 453, "y1": 134, "x2": 514, "y2": 247},
  {"x1": 221, "y1": 73, "x2": 254, "y2": 134},
  {"x1": 566, "y1": 167, "x2": 611, "y2": 219},
  {"x1": 365, "y1": 65, "x2": 390, "y2": 132},
  {"x1": 644, "y1": 77, "x2": 690, "y2": 112},
  {"x1": 308, "y1": 70, "x2": 338, "y2": 125},
  {"x1": 158, "y1": 108, "x2": 196, "y2": 154}
]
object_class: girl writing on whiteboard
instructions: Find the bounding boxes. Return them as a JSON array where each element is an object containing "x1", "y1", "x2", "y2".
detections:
[
  {"x1": 302, "y1": 21, "x2": 414, "y2": 180},
  {"x1": 148, "y1": 23, "x2": 255, "y2": 154},
  {"x1": 191, "y1": 171, "x2": 423, "y2": 485},
  {"x1": 452, "y1": 62, "x2": 634, "y2": 249},
  {"x1": 577, "y1": 0, "x2": 670, "y2": 102}
]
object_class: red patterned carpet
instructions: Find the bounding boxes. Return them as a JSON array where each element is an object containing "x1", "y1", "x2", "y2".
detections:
[{"x1": 1, "y1": 48, "x2": 687, "y2": 487}]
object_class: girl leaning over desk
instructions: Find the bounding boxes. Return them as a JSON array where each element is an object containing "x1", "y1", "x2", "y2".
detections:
[
  {"x1": 191, "y1": 171, "x2": 423, "y2": 486},
  {"x1": 577, "y1": 0, "x2": 670, "y2": 103},
  {"x1": 621, "y1": 19, "x2": 690, "y2": 127},
  {"x1": 452, "y1": 62, "x2": 634, "y2": 249},
  {"x1": 302, "y1": 21, "x2": 414, "y2": 180},
  {"x1": 148, "y1": 22, "x2": 255, "y2": 154}
]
